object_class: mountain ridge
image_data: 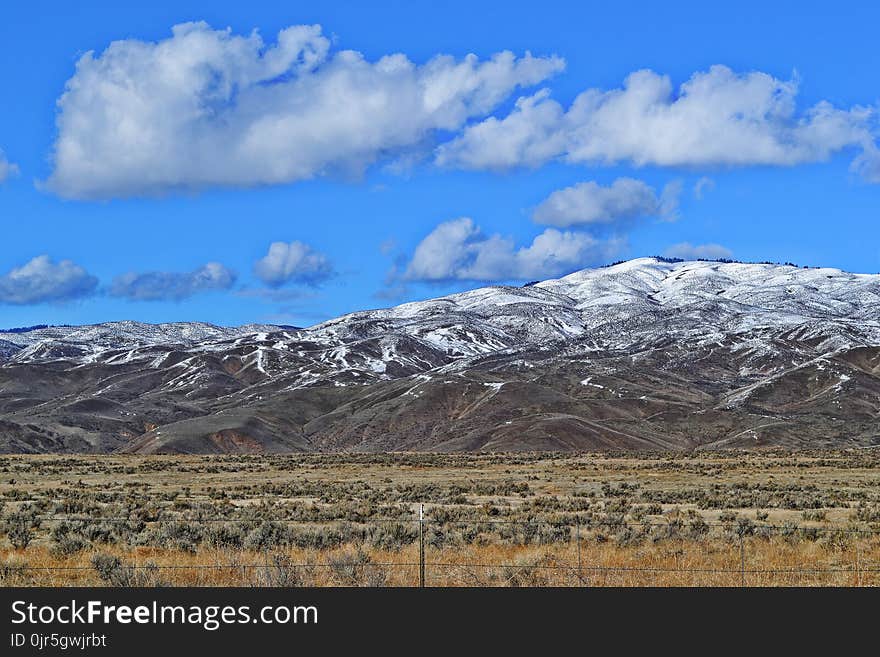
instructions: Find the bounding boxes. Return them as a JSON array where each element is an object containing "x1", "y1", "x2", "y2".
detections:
[{"x1": 1, "y1": 257, "x2": 879, "y2": 454}]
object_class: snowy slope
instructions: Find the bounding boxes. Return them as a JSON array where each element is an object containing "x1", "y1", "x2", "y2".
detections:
[
  {"x1": 0, "y1": 321, "x2": 283, "y2": 360},
  {"x1": 306, "y1": 258, "x2": 880, "y2": 360},
  {"x1": 4, "y1": 258, "x2": 880, "y2": 372},
  {"x1": 2, "y1": 258, "x2": 879, "y2": 453}
]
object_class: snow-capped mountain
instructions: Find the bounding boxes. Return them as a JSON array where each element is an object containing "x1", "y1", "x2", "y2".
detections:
[
  {"x1": 316, "y1": 257, "x2": 880, "y2": 353},
  {"x1": 2, "y1": 258, "x2": 879, "y2": 453},
  {"x1": 0, "y1": 321, "x2": 283, "y2": 361}
]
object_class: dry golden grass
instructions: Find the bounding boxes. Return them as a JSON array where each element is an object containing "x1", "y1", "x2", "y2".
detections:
[
  {"x1": 2, "y1": 536, "x2": 879, "y2": 587},
  {"x1": 1, "y1": 451, "x2": 878, "y2": 586}
]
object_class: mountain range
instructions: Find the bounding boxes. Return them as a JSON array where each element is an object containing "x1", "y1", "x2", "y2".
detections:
[{"x1": 2, "y1": 257, "x2": 879, "y2": 453}]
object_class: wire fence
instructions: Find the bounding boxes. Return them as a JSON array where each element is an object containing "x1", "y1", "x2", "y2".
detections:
[{"x1": 3, "y1": 506, "x2": 880, "y2": 587}]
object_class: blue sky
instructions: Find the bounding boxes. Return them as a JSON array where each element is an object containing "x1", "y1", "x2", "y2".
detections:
[{"x1": 0, "y1": 0, "x2": 878, "y2": 328}]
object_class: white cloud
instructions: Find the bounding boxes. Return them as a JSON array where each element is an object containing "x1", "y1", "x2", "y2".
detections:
[
  {"x1": 254, "y1": 241, "x2": 333, "y2": 287},
  {"x1": 852, "y1": 144, "x2": 880, "y2": 183},
  {"x1": 403, "y1": 217, "x2": 623, "y2": 282},
  {"x1": 46, "y1": 21, "x2": 563, "y2": 199},
  {"x1": 0, "y1": 256, "x2": 98, "y2": 305},
  {"x1": 110, "y1": 262, "x2": 235, "y2": 301},
  {"x1": 663, "y1": 242, "x2": 733, "y2": 260},
  {"x1": 0, "y1": 150, "x2": 19, "y2": 183},
  {"x1": 693, "y1": 176, "x2": 715, "y2": 199},
  {"x1": 435, "y1": 89, "x2": 569, "y2": 171},
  {"x1": 436, "y1": 66, "x2": 878, "y2": 177},
  {"x1": 533, "y1": 177, "x2": 680, "y2": 227},
  {"x1": 658, "y1": 180, "x2": 683, "y2": 222}
]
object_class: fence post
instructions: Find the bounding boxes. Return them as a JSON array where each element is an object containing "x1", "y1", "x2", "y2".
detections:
[
  {"x1": 576, "y1": 518, "x2": 582, "y2": 585},
  {"x1": 739, "y1": 534, "x2": 745, "y2": 587},
  {"x1": 264, "y1": 548, "x2": 270, "y2": 587},
  {"x1": 856, "y1": 543, "x2": 861, "y2": 587},
  {"x1": 419, "y1": 504, "x2": 425, "y2": 588}
]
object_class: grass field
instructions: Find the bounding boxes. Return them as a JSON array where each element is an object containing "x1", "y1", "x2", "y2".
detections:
[{"x1": 2, "y1": 451, "x2": 879, "y2": 586}]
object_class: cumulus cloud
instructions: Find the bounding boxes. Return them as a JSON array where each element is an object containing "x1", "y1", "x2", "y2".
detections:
[
  {"x1": 663, "y1": 242, "x2": 733, "y2": 260},
  {"x1": 402, "y1": 217, "x2": 622, "y2": 282},
  {"x1": 435, "y1": 89, "x2": 569, "y2": 171},
  {"x1": 533, "y1": 177, "x2": 680, "y2": 227},
  {"x1": 0, "y1": 150, "x2": 19, "y2": 183},
  {"x1": 46, "y1": 21, "x2": 563, "y2": 199},
  {"x1": 436, "y1": 66, "x2": 878, "y2": 177},
  {"x1": 254, "y1": 241, "x2": 333, "y2": 287},
  {"x1": 0, "y1": 256, "x2": 98, "y2": 305},
  {"x1": 110, "y1": 262, "x2": 235, "y2": 301}
]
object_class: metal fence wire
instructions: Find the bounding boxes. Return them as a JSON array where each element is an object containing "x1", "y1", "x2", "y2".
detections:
[{"x1": 2, "y1": 504, "x2": 879, "y2": 587}]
